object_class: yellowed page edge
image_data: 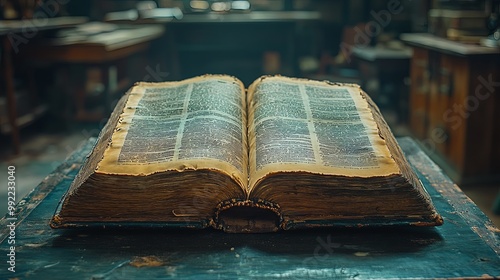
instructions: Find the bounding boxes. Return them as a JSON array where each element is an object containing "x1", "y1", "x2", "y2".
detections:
[
  {"x1": 96, "y1": 75, "x2": 248, "y2": 188},
  {"x1": 247, "y1": 76, "x2": 401, "y2": 189}
]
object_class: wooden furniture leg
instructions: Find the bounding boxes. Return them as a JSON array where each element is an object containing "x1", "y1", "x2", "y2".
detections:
[
  {"x1": 2, "y1": 36, "x2": 20, "y2": 154},
  {"x1": 101, "y1": 64, "x2": 111, "y2": 116}
]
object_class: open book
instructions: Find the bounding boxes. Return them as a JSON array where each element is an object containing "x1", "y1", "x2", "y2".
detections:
[{"x1": 51, "y1": 75, "x2": 443, "y2": 233}]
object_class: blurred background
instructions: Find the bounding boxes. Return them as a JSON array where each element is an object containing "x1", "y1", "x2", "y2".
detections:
[{"x1": 0, "y1": 0, "x2": 499, "y2": 225}]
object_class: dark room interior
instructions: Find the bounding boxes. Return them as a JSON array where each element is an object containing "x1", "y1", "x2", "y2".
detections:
[{"x1": 1, "y1": 0, "x2": 499, "y2": 278}]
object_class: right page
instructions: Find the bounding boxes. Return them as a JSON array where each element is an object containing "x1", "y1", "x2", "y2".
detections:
[
  {"x1": 247, "y1": 76, "x2": 399, "y2": 185},
  {"x1": 246, "y1": 76, "x2": 442, "y2": 228}
]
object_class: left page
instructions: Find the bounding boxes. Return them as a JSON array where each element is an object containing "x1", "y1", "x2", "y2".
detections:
[
  {"x1": 51, "y1": 75, "x2": 249, "y2": 227},
  {"x1": 96, "y1": 75, "x2": 248, "y2": 189}
]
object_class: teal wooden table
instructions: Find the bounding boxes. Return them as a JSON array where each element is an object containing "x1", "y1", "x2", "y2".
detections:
[{"x1": 1, "y1": 137, "x2": 499, "y2": 279}]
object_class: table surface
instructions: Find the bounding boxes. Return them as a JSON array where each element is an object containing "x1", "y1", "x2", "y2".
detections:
[
  {"x1": 174, "y1": 11, "x2": 321, "y2": 23},
  {"x1": 21, "y1": 23, "x2": 164, "y2": 64},
  {"x1": 46, "y1": 23, "x2": 165, "y2": 50},
  {"x1": 0, "y1": 16, "x2": 88, "y2": 36},
  {"x1": 1, "y1": 137, "x2": 499, "y2": 279},
  {"x1": 352, "y1": 46, "x2": 413, "y2": 61},
  {"x1": 401, "y1": 33, "x2": 500, "y2": 57}
]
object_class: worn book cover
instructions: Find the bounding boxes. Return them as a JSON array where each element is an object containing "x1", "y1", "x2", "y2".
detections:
[{"x1": 51, "y1": 75, "x2": 442, "y2": 232}]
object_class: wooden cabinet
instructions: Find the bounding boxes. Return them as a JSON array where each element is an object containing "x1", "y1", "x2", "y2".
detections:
[
  {"x1": 403, "y1": 34, "x2": 500, "y2": 184},
  {"x1": 409, "y1": 47, "x2": 430, "y2": 139}
]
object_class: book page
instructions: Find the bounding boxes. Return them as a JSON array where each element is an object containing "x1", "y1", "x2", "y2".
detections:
[
  {"x1": 247, "y1": 76, "x2": 400, "y2": 189},
  {"x1": 97, "y1": 75, "x2": 248, "y2": 188}
]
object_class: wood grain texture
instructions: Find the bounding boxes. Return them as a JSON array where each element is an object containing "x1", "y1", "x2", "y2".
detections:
[
  {"x1": 409, "y1": 47, "x2": 430, "y2": 140},
  {"x1": 406, "y1": 40, "x2": 500, "y2": 184},
  {"x1": 0, "y1": 137, "x2": 499, "y2": 279}
]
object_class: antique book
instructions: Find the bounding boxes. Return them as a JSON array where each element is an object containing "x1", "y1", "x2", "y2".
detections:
[{"x1": 51, "y1": 75, "x2": 443, "y2": 233}]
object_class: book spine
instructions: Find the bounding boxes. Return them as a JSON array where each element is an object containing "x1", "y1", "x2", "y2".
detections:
[{"x1": 214, "y1": 199, "x2": 283, "y2": 233}]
